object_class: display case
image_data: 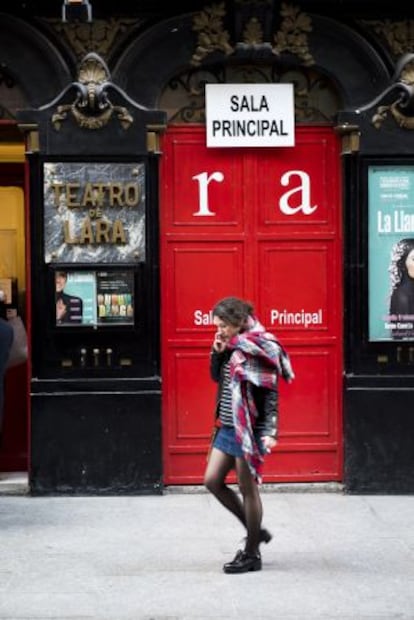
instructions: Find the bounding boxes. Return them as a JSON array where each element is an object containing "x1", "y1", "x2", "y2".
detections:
[
  {"x1": 348, "y1": 157, "x2": 414, "y2": 373},
  {"x1": 31, "y1": 159, "x2": 158, "y2": 380}
]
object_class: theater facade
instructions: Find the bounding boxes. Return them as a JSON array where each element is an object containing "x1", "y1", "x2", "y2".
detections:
[{"x1": 1, "y1": 0, "x2": 414, "y2": 494}]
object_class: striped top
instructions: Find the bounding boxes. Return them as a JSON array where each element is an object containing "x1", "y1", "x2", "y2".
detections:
[{"x1": 218, "y1": 361, "x2": 234, "y2": 427}]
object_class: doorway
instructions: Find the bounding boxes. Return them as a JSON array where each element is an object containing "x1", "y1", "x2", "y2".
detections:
[{"x1": 160, "y1": 125, "x2": 343, "y2": 485}]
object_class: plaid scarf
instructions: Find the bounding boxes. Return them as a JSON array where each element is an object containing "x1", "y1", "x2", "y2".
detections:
[{"x1": 228, "y1": 317, "x2": 294, "y2": 483}]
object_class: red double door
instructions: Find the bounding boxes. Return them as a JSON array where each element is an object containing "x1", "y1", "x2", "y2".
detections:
[{"x1": 160, "y1": 125, "x2": 343, "y2": 484}]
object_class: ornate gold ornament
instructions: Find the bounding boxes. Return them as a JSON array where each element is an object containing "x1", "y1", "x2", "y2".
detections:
[
  {"x1": 361, "y1": 19, "x2": 414, "y2": 59},
  {"x1": 372, "y1": 103, "x2": 414, "y2": 130},
  {"x1": 191, "y1": 2, "x2": 314, "y2": 66},
  {"x1": 47, "y1": 18, "x2": 139, "y2": 61},
  {"x1": 243, "y1": 17, "x2": 264, "y2": 46},
  {"x1": 44, "y1": 53, "x2": 134, "y2": 130},
  {"x1": 273, "y1": 4, "x2": 313, "y2": 66},
  {"x1": 192, "y1": 3, "x2": 233, "y2": 65},
  {"x1": 357, "y1": 55, "x2": 414, "y2": 130}
]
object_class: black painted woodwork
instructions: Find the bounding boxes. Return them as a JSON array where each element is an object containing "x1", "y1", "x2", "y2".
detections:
[
  {"x1": 345, "y1": 382, "x2": 414, "y2": 493},
  {"x1": 30, "y1": 388, "x2": 162, "y2": 495}
]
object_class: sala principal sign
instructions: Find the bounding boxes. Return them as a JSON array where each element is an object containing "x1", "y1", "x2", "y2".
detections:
[{"x1": 205, "y1": 83, "x2": 295, "y2": 148}]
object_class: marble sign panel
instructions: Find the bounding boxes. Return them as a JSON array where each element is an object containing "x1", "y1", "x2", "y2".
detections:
[{"x1": 44, "y1": 162, "x2": 146, "y2": 263}]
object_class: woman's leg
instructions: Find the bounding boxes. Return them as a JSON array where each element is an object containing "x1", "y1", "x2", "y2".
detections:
[
  {"x1": 235, "y1": 457, "x2": 262, "y2": 555},
  {"x1": 204, "y1": 447, "x2": 246, "y2": 526}
]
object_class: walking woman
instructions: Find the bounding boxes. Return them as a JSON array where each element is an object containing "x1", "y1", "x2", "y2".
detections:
[{"x1": 204, "y1": 296, "x2": 294, "y2": 574}]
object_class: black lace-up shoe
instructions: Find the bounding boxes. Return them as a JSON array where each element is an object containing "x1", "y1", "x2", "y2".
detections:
[
  {"x1": 223, "y1": 550, "x2": 262, "y2": 574},
  {"x1": 242, "y1": 528, "x2": 272, "y2": 547},
  {"x1": 260, "y1": 528, "x2": 272, "y2": 544}
]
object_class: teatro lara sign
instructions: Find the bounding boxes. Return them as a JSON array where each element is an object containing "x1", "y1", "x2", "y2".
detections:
[
  {"x1": 205, "y1": 83, "x2": 295, "y2": 148},
  {"x1": 43, "y1": 162, "x2": 146, "y2": 264}
]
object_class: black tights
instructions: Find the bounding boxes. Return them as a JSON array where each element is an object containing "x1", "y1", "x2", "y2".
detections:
[{"x1": 204, "y1": 447, "x2": 262, "y2": 554}]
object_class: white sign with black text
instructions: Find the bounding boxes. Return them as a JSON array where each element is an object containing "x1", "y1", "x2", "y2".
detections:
[{"x1": 205, "y1": 83, "x2": 295, "y2": 148}]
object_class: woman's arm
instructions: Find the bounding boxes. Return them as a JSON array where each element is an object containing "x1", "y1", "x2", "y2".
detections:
[
  {"x1": 390, "y1": 287, "x2": 411, "y2": 315},
  {"x1": 254, "y1": 386, "x2": 278, "y2": 438},
  {"x1": 210, "y1": 349, "x2": 226, "y2": 382}
]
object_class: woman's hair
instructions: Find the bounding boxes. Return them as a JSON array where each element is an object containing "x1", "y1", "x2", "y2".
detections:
[
  {"x1": 389, "y1": 238, "x2": 414, "y2": 291},
  {"x1": 212, "y1": 296, "x2": 254, "y2": 327}
]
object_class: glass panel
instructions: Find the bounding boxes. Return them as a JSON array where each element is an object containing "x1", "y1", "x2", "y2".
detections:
[
  {"x1": 368, "y1": 165, "x2": 414, "y2": 342},
  {"x1": 96, "y1": 270, "x2": 134, "y2": 326},
  {"x1": 55, "y1": 269, "x2": 135, "y2": 328}
]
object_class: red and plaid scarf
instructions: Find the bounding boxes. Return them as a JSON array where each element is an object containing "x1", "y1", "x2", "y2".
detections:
[{"x1": 228, "y1": 317, "x2": 294, "y2": 483}]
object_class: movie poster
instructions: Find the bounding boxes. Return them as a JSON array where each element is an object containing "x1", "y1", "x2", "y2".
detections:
[
  {"x1": 55, "y1": 271, "x2": 97, "y2": 326},
  {"x1": 368, "y1": 166, "x2": 414, "y2": 341},
  {"x1": 96, "y1": 271, "x2": 134, "y2": 325}
]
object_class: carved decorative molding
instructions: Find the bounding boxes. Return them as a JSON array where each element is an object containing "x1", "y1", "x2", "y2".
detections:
[
  {"x1": 243, "y1": 17, "x2": 264, "y2": 46},
  {"x1": 357, "y1": 54, "x2": 414, "y2": 130},
  {"x1": 361, "y1": 19, "x2": 414, "y2": 59},
  {"x1": 40, "y1": 53, "x2": 136, "y2": 130},
  {"x1": 46, "y1": 18, "x2": 140, "y2": 60},
  {"x1": 192, "y1": 2, "x2": 314, "y2": 66},
  {"x1": 273, "y1": 3, "x2": 313, "y2": 65},
  {"x1": 160, "y1": 64, "x2": 339, "y2": 124},
  {"x1": 192, "y1": 3, "x2": 233, "y2": 65}
]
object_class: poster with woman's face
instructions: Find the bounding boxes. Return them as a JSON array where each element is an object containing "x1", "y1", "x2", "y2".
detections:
[
  {"x1": 368, "y1": 166, "x2": 414, "y2": 341},
  {"x1": 55, "y1": 271, "x2": 96, "y2": 326}
]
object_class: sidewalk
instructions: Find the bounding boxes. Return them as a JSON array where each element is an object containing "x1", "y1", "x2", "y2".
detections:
[{"x1": 1, "y1": 486, "x2": 414, "y2": 619}]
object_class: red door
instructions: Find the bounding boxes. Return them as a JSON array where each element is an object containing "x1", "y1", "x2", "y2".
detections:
[{"x1": 160, "y1": 125, "x2": 342, "y2": 484}]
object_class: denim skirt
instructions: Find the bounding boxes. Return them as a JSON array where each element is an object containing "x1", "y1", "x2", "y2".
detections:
[{"x1": 213, "y1": 425, "x2": 265, "y2": 457}]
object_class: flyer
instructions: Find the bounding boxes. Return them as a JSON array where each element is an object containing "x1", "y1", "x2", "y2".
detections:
[{"x1": 96, "y1": 271, "x2": 134, "y2": 325}]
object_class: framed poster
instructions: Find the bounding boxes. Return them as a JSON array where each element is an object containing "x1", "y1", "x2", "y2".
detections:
[
  {"x1": 55, "y1": 271, "x2": 96, "y2": 326},
  {"x1": 96, "y1": 271, "x2": 134, "y2": 325},
  {"x1": 368, "y1": 165, "x2": 414, "y2": 341}
]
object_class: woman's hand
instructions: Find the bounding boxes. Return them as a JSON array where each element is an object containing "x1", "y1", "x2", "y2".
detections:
[
  {"x1": 262, "y1": 435, "x2": 277, "y2": 454},
  {"x1": 212, "y1": 331, "x2": 227, "y2": 353}
]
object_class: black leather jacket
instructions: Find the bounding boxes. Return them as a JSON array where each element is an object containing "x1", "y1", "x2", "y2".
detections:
[{"x1": 210, "y1": 348, "x2": 278, "y2": 438}]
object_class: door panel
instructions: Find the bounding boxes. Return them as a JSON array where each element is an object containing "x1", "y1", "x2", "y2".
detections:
[
  {"x1": 165, "y1": 242, "x2": 245, "y2": 335},
  {"x1": 160, "y1": 125, "x2": 342, "y2": 484}
]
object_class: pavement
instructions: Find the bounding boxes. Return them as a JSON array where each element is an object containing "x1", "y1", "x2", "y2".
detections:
[{"x1": 1, "y1": 476, "x2": 414, "y2": 620}]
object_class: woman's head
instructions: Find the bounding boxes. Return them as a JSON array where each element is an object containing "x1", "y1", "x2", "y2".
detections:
[
  {"x1": 55, "y1": 271, "x2": 68, "y2": 293},
  {"x1": 212, "y1": 296, "x2": 254, "y2": 339},
  {"x1": 406, "y1": 248, "x2": 414, "y2": 279},
  {"x1": 390, "y1": 239, "x2": 414, "y2": 289}
]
